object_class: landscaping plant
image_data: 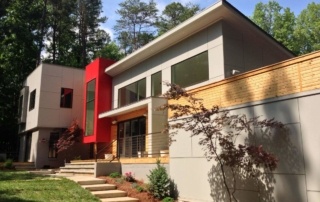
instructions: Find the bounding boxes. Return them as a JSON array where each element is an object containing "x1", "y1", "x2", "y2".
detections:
[
  {"x1": 109, "y1": 172, "x2": 122, "y2": 178},
  {"x1": 159, "y1": 82, "x2": 286, "y2": 202},
  {"x1": 147, "y1": 160, "x2": 170, "y2": 199}
]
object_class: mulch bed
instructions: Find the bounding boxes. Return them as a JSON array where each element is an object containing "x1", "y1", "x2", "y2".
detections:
[{"x1": 98, "y1": 176, "x2": 161, "y2": 202}]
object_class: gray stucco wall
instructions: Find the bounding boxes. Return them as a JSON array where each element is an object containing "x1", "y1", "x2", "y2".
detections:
[{"x1": 169, "y1": 89, "x2": 320, "y2": 202}]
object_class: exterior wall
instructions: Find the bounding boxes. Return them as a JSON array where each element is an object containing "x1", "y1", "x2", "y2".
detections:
[
  {"x1": 222, "y1": 21, "x2": 292, "y2": 78},
  {"x1": 27, "y1": 128, "x2": 90, "y2": 168},
  {"x1": 83, "y1": 58, "x2": 115, "y2": 143},
  {"x1": 169, "y1": 51, "x2": 320, "y2": 202},
  {"x1": 21, "y1": 63, "x2": 85, "y2": 132},
  {"x1": 111, "y1": 22, "x2": 224, "y2": 109}
]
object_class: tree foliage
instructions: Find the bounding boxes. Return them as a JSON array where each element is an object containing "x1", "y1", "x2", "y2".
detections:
[
  {"x1": 114, "y1": 0, "x2": 158, "y2": 55},
  {"x1": 156, "y1": 2, "x2": 200, "y2": 35},
  {"x1": 159, "y1": 83, "x2": 286, "y2": 202},
  {"x1": 294, "y1": 2, "x2": 320, "y2": 54},
  {"x1": 251, "y1": 1, "x2": 297, "y2": 54},
  {"x1": 56, "y1": 120, "x2": 82, "y2": 153}
]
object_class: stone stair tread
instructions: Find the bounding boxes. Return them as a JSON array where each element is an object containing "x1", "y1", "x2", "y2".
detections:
[
  {"x1": 100, "y1": 197, "x2": 139, "y2": 202},
  {"x1": 82, "y1": 183, "x2": 116, "y2": 191},
  {"x1": 92, "y1": 190, "x2": 127, "y2": 198},
  {"x1": 67, "y1": 177, "x2": 106, "y2": 185}
]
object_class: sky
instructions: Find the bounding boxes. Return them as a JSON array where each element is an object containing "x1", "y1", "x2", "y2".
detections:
[{"x1": 101, "y1": 0, "x2": 319, "y2": 40}]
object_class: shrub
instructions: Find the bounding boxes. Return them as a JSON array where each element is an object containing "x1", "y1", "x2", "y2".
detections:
[
  {"x1": 162, "y1": 197, "x2": 174, "y2": 202},
  {"x1": 147, "y1": 160, "x2": 170, "y2": 199},
  {"x1": 124, "y1": 172, "x2": 136, "y2": 182},
  {"x1": 3, "y1": 159, "x2": 13, "y2": 169},
  {"x1": 136, "y1": 186, "x2": 144, "y2": 192},
  {"x1": 109, "y1": 172, "x2": 122, "y2": 178}
]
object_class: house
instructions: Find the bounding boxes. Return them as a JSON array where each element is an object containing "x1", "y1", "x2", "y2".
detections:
[
  {"x1": 82, "y1": 0, "x2": 293, "y2": 182},
  {"x1": 19, "y1": 0, "x2": 320, "y2": 201},
  {"x1": 17, "y1": 63, "x2": 90, "y2": 168}
]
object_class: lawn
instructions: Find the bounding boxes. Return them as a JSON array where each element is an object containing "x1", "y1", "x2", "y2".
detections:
[{"x1": 0, "y1": 171, "x2": 100, "y2": 202}]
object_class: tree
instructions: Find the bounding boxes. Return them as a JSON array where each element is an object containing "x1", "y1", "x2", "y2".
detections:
[
  {"x1": 156, "y1": 2, "x2": 200, "y2": 35},
  {"x1": 94, "y1": 41, "x2": 125, "y2": 61},
  {"x1": 0, "y1": 0, "x2": 44, "y2": 159},
  {"x1": 114, "y1": 0, "x2": 158, "y2": 55},
  {"x1": 56, "y1": 120, "x2": 82, "y2": 153},
  {"x1": 294, "y1": 2, "x2": 320, "y2": 55},
  {"x1": 159, "y1": 83, "x2": 285, "y2": 202},
  {"x1": 251, "y1": 1, "x2": 297, "y2": 54}
]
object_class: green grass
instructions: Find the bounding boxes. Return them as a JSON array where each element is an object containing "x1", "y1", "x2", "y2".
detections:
[{"x1": 0, "y1": 171, "x2": 100, "y2": 202}]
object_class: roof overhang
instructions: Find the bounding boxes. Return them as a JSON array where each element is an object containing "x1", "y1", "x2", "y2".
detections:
[{"x1": 105, "y1": 0, "x2": 294, "y2": 77}]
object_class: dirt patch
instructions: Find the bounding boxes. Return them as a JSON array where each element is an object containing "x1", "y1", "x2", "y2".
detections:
[{"x1": 98, "y1": 176, "x2": 161, "y2": 202}]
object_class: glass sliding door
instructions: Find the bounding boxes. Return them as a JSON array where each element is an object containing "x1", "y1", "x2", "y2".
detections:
[{"x1": 117, "y1": 117, "x2": 146, "y2": 157}]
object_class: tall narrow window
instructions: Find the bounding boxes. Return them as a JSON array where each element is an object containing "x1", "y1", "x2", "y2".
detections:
[
  {"x1": 151, "y1": 71, "x2": 162, "y2": 96},
  {"x1": 18, "y1": 95, "x2": 23, "y2": 117},
  {"x1": 29, "y1": 90, "x2": 36, "y2": 111},
  {"x1": 48, "y1": 132, "x2": 59, "y2": 158},
  {"x1": 60, "y1": 88, "x2": 73, "y2": 108},
  {"x1": 85, "y1": 79, "x2": 96, "y2": 136},
  {"x1": 172, "y1": 51, "x2": 209, "y2": 88},
  {"x1": 118, "y1": 78, "x2": 146, "y2": 107}
]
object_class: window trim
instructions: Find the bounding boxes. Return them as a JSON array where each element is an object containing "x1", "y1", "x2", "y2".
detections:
[
  {"x1": 151, "y1": 71, "x2": 162, "y2": 97},
  {"x1": 60, "y1": 88, "x2": 73, "y2": 108},
  {"x1": 85, "y1": 79, "x2": 96, "y2": 136},
  {"x1": 118, "y1": 78, "x2": 146, "y2": 107}
]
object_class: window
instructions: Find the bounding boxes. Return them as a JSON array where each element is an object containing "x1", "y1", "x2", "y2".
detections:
[
  {"x1": 171, "y1": 51, "x2": 209, "y2": 88},
  {"x1": 29, "y1": 90, "x2": 36, "y2": 111},
  {"x1": 60, "y1": 88, "x2": 73, "y2": 108},
  {"x1": 151, "y1": 71, "x2": 162, "y2": 96},
  {"x1": 118, "y1": 78, "x2": 146, "y2": 107},
  {"x1": 48, "y1": 132, "x2": 59, "y2": 158},
  {"x1": 85, "y1": 79, "x2": 96, "y2": 136}
]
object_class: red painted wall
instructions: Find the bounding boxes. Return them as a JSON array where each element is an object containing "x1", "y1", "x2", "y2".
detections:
[{"x1": 83, "y1": 58, "x2": 115, "y2": 143}]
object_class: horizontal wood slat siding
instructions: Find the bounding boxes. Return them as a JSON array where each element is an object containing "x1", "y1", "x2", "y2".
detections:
[{"x1": 169, "y1": 51, "x2": 320, "y2": 116}]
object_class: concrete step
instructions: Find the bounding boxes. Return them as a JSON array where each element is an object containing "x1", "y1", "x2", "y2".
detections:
[
  {"x1": 82, "y1": 184, "x2": 116, "y2": 191},
  {"x1": 65, "y1": 163, "x2": 95, "y2": 167},
  {"x1": 12, "y1": 162, "x2": 36, "y2": 170},
  {"x1": 100, "y1": 197, "x2": 139, "y2": 202},
  {"x1": 67, "y1": 176, "x2": 106, "y2": 185},
  {"x1": 92, "y1": 190, "x2": 127, "y2": 198},
  {"x1": 60, "y1": 168, "x2": 94, "y2": 173}
]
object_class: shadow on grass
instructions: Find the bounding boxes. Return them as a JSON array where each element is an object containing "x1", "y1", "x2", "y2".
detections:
[
  {"x1": 0, "y1": 190, "x2": 37, "y2": 202},
  {"x1": 0, "y1": 171, "x2": 39, "y2": 181}
]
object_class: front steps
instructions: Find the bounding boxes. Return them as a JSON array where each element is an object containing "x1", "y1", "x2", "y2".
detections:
[
  {"x1": 67, "y1": 176, "x2": 139, "y2": 202},
  {"x1": 59, "y1": 162, "x2": 95, "y2": 176},
  {"x1": 13, "y1": 162, "x2": 36, "y2": 170}
]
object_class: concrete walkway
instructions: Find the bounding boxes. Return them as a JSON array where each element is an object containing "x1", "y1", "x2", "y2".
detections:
[{"x1": 66, "y1": 176, "x2": 139, "y2": 202}]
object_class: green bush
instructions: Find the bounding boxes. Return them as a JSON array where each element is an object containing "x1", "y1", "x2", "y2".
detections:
[
  {"x1": 162, "y1": 197, "x2": 174, "y2": 202},
  {"x1": 3, "y1": 159, "x2": 13, "y2": 169},
  {"x1": 109, "y1": 172, "x2": 121, "y2": 178},
  {"x1": 147, "y1": 160, "x2": 170, "y2": 199}
]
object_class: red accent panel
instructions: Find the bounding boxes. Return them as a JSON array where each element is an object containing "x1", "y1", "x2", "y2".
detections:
[{"x1": 83, "y1": 58, "x2": 115, "y2": 143}]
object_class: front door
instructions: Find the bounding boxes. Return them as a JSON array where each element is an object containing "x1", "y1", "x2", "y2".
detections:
[{"x1": 117, "y1": 117, "x2": 146, "y2": 157}]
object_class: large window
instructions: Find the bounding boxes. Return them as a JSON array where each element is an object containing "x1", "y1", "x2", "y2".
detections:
[
  {"x1": 29, "y1": 90, "x2": 36, "y2": 111},
  {"x1": 151, "y1": 71, "x2": 162, "y2": 96},
  {"x1": 118, "y1": 78, "x2": 146, "y2": 107},
  {"x1": 85, "y1": 79, "x2": 96, "y2": 136},
  {"x1": 60, "y1": 88, "x2": 73, "y2": 108},
  {"x1": 171, "y1": 51, "x2": 209, "y2": 88}
]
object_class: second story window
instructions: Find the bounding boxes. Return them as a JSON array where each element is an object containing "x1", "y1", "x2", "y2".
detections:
[
  {"x1": 151, "y1": 71, "x2": 162, "y2": 96},
  {"x1": 118, "y1": 78, "x2": 146, "y2": 107},
  {"x1": 171, "y1": 51, "x2": 209, "y2": 88},
  {"x1": 60, "y1": 88, "x2": 73, "y2": 108},
  {"x1": 29, "y1": 90, "x2": 36, "y2": 111}
]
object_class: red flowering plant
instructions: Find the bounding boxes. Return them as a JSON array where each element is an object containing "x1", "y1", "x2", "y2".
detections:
[{"x1": 124, "y1": 172, "x2": 136, "y2": 182}]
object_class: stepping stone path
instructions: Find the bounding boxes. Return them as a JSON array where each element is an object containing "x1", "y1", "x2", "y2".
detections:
[{"x1": 66, "y1": 176, "x2": 139, "y2": 202}]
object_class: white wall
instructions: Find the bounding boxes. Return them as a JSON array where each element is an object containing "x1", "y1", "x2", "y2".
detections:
[
  {"x1": 169, "y1": 90, "x2": 320, "y2": 202},
  {"x1": 22, "y1": 64, "x2": 84, "y2": 131}
]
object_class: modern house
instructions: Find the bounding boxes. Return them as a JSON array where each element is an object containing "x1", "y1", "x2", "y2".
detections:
[
  {"x1": 18, "y1": 0, "x2": 320, "y2": 201},
  {"x1": 18, "y1": 63, "x2": 89, "y2": 168}
]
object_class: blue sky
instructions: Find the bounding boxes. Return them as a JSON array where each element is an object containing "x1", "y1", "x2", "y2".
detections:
[{"x1": 101, "y1": 0, "x2": 318, "y2": 39}]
